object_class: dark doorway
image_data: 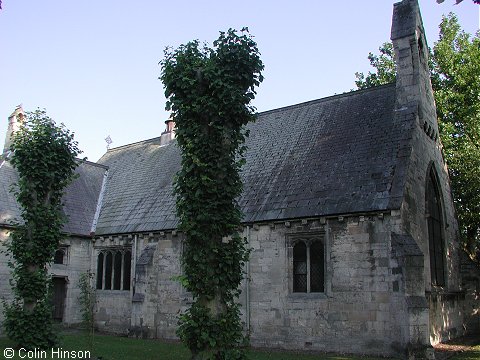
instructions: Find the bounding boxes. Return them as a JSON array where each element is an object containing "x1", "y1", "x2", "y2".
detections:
[{"x1": 52, "y1": 277, "x2": 67, "y2": 322}]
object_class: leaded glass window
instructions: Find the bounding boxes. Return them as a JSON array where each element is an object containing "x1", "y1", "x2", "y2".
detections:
[
  {"x1": 292, "y1": 239, "x2": 325, "y2": 293},
  {"x1": 293, "y1": 242, "x2": 307, "y2": 292},
  {"x1": 426, "y1": 169, "x2": 445, "y2": 286},
  {"x1": 96, "y1": 248, "x2": 132, "y2": 291}
]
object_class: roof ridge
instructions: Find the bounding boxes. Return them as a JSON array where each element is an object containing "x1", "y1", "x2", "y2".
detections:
[
  {"x1": 80, "y1": 158, "x2": 109, "y2": 170},
  {"x1": 104, "y1": 136, "x2": 162, "y2": 153},
  {"x1": 99, "y1": 83, "x2": 395, "y2": 155},
  {"x1": 256, "y1": 83, "x2": 395, "y2": 117}
]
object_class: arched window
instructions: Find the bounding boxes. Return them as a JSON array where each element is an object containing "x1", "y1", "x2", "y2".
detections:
[
  {"x1": 54, "y1": 249, "x2": 65, "y2": 264},
  {"x1": 293, "y1": 242, "x2": 307, "y2": 292},
  {"x1": 310, "y1": 242, "x2": 325, "y2": 292},
  {"x1": 426, "y1": 169, "x2": 445, "y2": 286},
  {"x1": 96, "y1": 248, "x2": 132, "y2": 291},
  {"x1": 113, "y1": 251, "x2": 123, "y2": 290},
  {"x1": 96, "y1": 253, "x2": 104, "y2": 290},
  {"x1": 123, "y1": 251, "x2": 131, "y2": 291},
  {"x1": 292, "y1": 239, "x2": 325, "y2": 293},
  {"x1": 104, "y1": 252, "x2": 113, "y2": 290}
]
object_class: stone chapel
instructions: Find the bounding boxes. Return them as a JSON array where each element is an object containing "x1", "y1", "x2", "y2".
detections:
[{"x1": 0, "y1": 0, "x2": 479, "y2": 357}]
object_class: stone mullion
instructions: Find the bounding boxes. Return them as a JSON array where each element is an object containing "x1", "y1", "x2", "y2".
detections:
[
  {"x1": 306, "y1": 244, "x2": 311, "y2": 293},
  {"x1": 120, "y1": 251, "x2": 125, "y2": 290},
  {"x1": 110, "y1": 251, "x2": 117, "y2": 290},
  {"x1": 102, "y1": 251, "x2": 106, "y2": 290}
]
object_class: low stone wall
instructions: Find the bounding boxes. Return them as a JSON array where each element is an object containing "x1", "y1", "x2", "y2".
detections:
[{"x1": 96, "y1": 290, "x2": 131, "y2": 334}]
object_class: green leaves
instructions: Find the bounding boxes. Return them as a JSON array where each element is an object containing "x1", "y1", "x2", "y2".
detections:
[
  {"x1": 432, "y1": 14, "x2": 480, "y2": 256},
  {"x1": 160, "y1": 28, "x2": 262, "y2": 359},
  {"x1": 177, "y1": 302, "x2": 246, "y2": 360},
  {"x1": 2, "y1": 297, "x2": 58, "y2": 350},
  {"x1": 355, "y1": 42, "x2": 396, "y2": 90},
  {"x1": 3, "y1": 109, "x2": 82, "y2": 350},
  {"x1": 78, "y1": 271, "x2": 96, "y2": 354}
]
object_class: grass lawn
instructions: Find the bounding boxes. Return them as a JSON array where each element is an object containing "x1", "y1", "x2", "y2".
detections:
[
  {"x1": 0, "y1": 333, "x2": 478, "y2": 360},
  {"x1": 440, "y1": 344, "x2": 480, "y2": 360},
  {"x1": 456, "y1": 349, "x2": 480, "y2": 360}
]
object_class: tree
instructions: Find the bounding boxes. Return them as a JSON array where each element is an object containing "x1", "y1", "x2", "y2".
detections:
[
  {"x1": 355, "y1": 42, "x2": 395, "y2": 90},
  {"x1": 355, "y1": 14, "x2": 480, "y2": 259},
  {"x1": 436, "y1": 0, "x2": 480, "y2": 5},
  {"x1": 2, "y1": 109, "x2": 82, "y2": 349},
  {"x1": 78, "y1": 271, "x2": 97, "y2": 355},
  {"x1": 432, "y1": 14, "x2": 480, "y2": 257},
  {"x1": 160, "y1": 28, "x2": 263, "y2": 359}
]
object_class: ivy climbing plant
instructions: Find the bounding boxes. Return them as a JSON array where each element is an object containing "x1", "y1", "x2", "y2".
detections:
[
  {"x1": 78, "y1": 270, "x2": 97, "y2": 354},
  {"x1": 160, "y1": 28, "x2": 263, "y2": 360},
  {"x1": 3, "y1": 109, "x2": 81, "y2": 350}
]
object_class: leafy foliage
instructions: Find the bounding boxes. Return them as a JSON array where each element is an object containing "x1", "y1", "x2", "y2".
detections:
[
  {"x1": 432, "y1": 15, "x2": 480, "y2": 256},
  {"x1": 2, "y1": 109, "x2": 82, "y2": 349},
  {"x1": 160, "y1": 28, "x2": 263, "y2": 359},
  {"x1": 78, "y1": 271, "x2": 97, "y2": 354},
  {"x1": 355, "y1": 42, "x2": 395, "y2": 90},
  {"x1": 355, "y1": 14, "x2": 480, "y2": 259},
  {"x1": 436, "y1": 0, "x2": 480, "y2": 4}
]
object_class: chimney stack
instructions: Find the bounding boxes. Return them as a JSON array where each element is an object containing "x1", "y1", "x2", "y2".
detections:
[
  {"x1": 4, "y1": 105, "x2": 24, "y2": 154},
  {"x1": 159, "y1": 116, "x2": 175, "y2": 146}
]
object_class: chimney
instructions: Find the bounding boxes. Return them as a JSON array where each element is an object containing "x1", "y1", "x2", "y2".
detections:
[
  {"x1": 159, "y1": 116, "x2": 175, "y2": 146},
  {"x1": 4, "y1": 105, "x2": 25, "y2": 154}
]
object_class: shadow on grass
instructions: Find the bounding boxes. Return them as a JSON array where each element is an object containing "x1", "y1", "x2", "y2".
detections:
[
  {"x1": 0, "y1": 332, "x2": 478, "y2": 360},
  {"x1": 434, "y1": 334, "x2": 480, "y2": 360}
]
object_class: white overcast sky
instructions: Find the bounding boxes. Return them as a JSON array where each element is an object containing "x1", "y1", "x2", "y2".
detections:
[{"x1": 0, "y1": 1, "x2": 478, "y2": 161}]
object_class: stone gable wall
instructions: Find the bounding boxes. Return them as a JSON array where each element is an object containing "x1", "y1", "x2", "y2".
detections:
[{"x1": 391, "y1": 0, "x2": 466, "y2": 347}]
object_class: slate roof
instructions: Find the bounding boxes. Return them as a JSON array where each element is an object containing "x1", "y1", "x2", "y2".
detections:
[
  {"x1": 0, "y1": 158, "x2": 107, "y2": 237},
  {"x1": 95, "y1": 83, "x2": 413, "y2": 235}
]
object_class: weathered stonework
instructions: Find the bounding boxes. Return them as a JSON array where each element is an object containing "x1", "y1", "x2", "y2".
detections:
[
  {"x1": 243, "y1": 216, "x2": 400, "y2": 355},
  {"x1": 0, "y1": 1, "x2": 479, "y2": 358},
  {"x1": 129, "y1": 232, "x2": 184, "y2": 339}
]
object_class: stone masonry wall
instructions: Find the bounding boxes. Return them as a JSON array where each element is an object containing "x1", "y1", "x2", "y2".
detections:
[
  {"x1": 50, "y1": 236, "x2": 93, "y2": 326},
  {"x1": 0, "y1": 228, "x2": 13, "y2": 336},
  {"x1": 96, "y1": 291, "x2": 131, "y2": 334},
  {"x1": 392, "y1": 0, "x2": 466, "y2": 346},
  {"x1": 129, "y1": 231, "x2": 184, "y2": 339},
  {"x1": 460, "y1": 251, "x2": 480, "y2": 334},
  {"x1": 244, "y1": 215, "x2": 406, "y2": 357},
  {"x1": 398, "y1": 47, "x2": 464, "y2": 346},
  {"x1": 107, "y1": 213, "x2": 415, "y2": 357},
  {"x1": 93, "y1": 235, "x2": 134, "y2": 334}
]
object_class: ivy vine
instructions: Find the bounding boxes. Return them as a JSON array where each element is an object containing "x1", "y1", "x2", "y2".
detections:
[
  {"x1": 160, "y1": 28, "x2": 263, "y2": 359},
  {"x1": 2, "y1": 109, "x2": 82, "y2": 349},
  {"x1": 78, "y1": 271, "x2": 97, "y2": 354}
]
